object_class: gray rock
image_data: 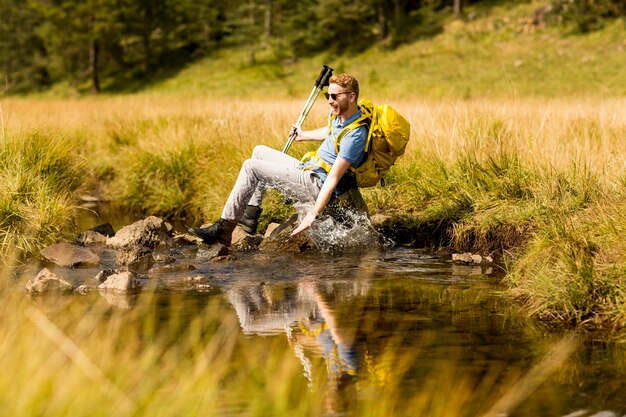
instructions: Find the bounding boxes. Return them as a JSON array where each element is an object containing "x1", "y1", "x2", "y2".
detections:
[
  {"x1": 154, "y1": 254, "x2": 176, "y2": 264},
  {"x1": 173, "y1": 232, "x2": 202, "y2": 245},
  {"x1": 452, "y1": 252, "x2": 474, "y2": 264},
  {"x1": 116, "y1": 246, "x2": 154, "y2": 273},
  {"x1": 89, "y1": 223, "x2": 115, "y2": 237},
  {"x1": 94, "y1": 269, "x2": 117, "y2": 283},
  {"x1": 40, "y1": 243, "x2": 100, "y2": 268},
  {"x1": 232, "y1": 234, "x2": 264, "y2": 251},
  {"x1": 370, "y1": 214, "x2": 392, "y2": 227},
  {"x1": 106, "y1": 216, "x2": 173, "y2": 250},
  {"x1": 452, "y1": 252, "x2": 494, "y2": 265},
  {"x1": 231, "y1": 225, "x2": 251, "y2": 246},
  {"x1": 26, "y1": 268, "x2": 74, "y2": 295},
  {"x1": 197, "y1": 243, "x2": 229, "y2": 260},
  {"x1": 259, "y1": 214, "x2": 313, "y2": 253},
  {"x1": 471, "y1": 254, "x2": 483, "y2": 264},
  {"x1": 98, "y1": 271, "x2": 142, "y2": 293},
  {"x1": 75, "y1": 230, "x2": 108, "y2": 245},
  {"x1": 264, "y1": 223, "x2": 280, "y2": 237}
]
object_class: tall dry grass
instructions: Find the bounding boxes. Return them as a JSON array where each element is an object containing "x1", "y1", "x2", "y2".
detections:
[{"x1": 2, "y1": 95, "x2": 626, "y2": 326}]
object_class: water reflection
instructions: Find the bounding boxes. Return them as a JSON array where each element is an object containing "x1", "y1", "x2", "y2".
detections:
[
  {"x1": 218, "y1": 251, "x2": 503, "y2": 415},
  {"x1": 214, "y1": 251, "x2": 626, "y2": 417},
  {"x1": 18, "y1": 237, "x2": 626, "y2": 416}
]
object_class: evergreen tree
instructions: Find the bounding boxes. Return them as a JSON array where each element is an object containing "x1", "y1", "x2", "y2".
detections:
[{"x1": 0, "y1": 1, "x2": 49, "y2": 92}]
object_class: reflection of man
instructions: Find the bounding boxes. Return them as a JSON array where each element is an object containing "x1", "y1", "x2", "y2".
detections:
[
  {"x1": 223, "y1": 279, "x2": 365, "y2": 383},
  {"x1": 225, "y1": 283, "x2": 316, "y2": 336}
]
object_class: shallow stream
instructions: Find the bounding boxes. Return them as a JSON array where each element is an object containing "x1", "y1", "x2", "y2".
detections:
[{"x1": 18, "y1": 208, "x2": 626, "y2": 416}]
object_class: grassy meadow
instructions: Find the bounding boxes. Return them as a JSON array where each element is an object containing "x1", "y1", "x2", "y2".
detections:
[
  {"x1": 1, "y1": 2, "x2": 626, "y2": 415},
  {"x1": 2, "y1": 94, "x2": 625, "y2": 329}
]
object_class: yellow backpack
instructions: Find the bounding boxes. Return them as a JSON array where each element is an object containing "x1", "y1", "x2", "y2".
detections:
[
  {"x1": 355, "y1": 99, "x2": 411, "y2": 187},
  {"x1": 301, "y1": 99, "x2": 410, "y2": 188}
]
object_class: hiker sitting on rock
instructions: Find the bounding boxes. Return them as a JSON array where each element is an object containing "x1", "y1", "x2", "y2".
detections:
[{"x1": 190, "y1": 73, "x2": 368, "y2": 246}]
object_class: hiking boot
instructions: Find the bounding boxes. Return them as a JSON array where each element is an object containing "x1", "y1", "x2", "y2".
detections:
[
  {"x1": 189, "y1": 219, "x2": 237, "y2": 246},
  {"x1": 238, "y1": 205, "x2": 262, "y2": 234}
]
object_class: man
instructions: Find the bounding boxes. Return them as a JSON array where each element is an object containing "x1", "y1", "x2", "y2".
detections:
[{"x1": 190, "y1": 73, "x2": 368, "y2": 246}]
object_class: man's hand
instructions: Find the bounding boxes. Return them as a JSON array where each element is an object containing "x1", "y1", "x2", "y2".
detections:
[
  {"x1": 292, "y1": 126, "x2": 327, "y2": 142},
  {"x1": 291, "y1": 212, "x2": 317, "y2": 236},
  {"x1": 290, "y1": 125, "x2": 302, "y2": 140}
]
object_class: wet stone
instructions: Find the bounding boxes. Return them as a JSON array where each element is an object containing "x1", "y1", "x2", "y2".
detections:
[
  {"x1": 264, "y1": 223, "x2": 280, "y2": 237},
  {"x1": 40, "y1": 243, "x2": 100, "y2": 268},
  {"x1": 259, "y1": 215, "x2": 313, "y2": 253},
  {"x1": 209, "y1": 255, "x2": 236, "y2": 263},
  {"x1": 106, "y1": 216, "x2": 173, "y2": 250},
  {"x1": 75, "y1": 230, "x2": 108, "y2": 245},
  {"x1": 452, "y1": 252, "x2": 494, "y2": 265},
  {"x1": 233, "y1": 234, "x2": 264, "y2": 251},
  {"x1": 173, "y1": 232, "x2": 202, "y2": 246},
  {"x1": 95, "y1": 269, "x2": 117, "y2": 283},
  {"x1": 154, "y1": 253, "x2": 176, "y2": 264},
  {"x1": 26, "y1": 268, "x2": 74, "y2": 295},
  {"x1": 98, "y1": 271, "x2": 142, "y2": 293},
  {"x1": 231, "y1": 226, "x2": 251, "y2": 246},
  {"x1": 197, "y1": 243, "x2": 229, "y2": 260},
  {"x1": 89, "y1": 223, "x2": 115, "y2": 237},
  {"x1": 116, "y1": 246, "x2": 154, "y2": 273}
]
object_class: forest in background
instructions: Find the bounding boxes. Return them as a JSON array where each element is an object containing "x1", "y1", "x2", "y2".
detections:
[{"x1": 1, "y1": 0, "x2": 624, "y2": 94}]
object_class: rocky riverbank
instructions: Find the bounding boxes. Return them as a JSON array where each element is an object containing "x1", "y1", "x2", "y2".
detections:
[{"x1": 24, "y1": 214, "x2": 495, "y2": 301}]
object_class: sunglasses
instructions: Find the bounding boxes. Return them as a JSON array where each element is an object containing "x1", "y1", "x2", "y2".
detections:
[{"x1": 324, "y1": 91, "x2": 352, "y2": 100}]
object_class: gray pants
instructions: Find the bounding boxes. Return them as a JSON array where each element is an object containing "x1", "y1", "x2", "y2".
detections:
[{"x1": 221, "y1": 145, "x2": 322, "y2": 221}]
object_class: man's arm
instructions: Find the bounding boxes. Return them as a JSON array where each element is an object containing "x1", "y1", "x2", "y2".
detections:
[
  {"x1": 293, "y1": 126, "x2": 327, "y2": 141},
  {"x1": 291, "y1": 156, "x2": 351, "y2": 236}
]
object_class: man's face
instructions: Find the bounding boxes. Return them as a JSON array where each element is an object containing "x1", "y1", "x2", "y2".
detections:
[{"x1": 326, "y1": 83, "x2": 354, "y2": 118}]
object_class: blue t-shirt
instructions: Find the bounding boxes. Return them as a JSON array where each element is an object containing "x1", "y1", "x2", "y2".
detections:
[{"x1": 302, "y1": 108, "x2": 368, "y2": 184}]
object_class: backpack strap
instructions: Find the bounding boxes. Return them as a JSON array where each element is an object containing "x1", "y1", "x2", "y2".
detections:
[
  {"x1": 301, "y1": 108, "x2": 371, "y2": 175},
  {"x1": 301, "y1": 151, "x2": 333, "y2": 173},
  {"x1": 328, "y1": 111, "x2": 371, "y2": 154}
]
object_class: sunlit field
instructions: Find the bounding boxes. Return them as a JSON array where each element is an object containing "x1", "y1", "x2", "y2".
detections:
[
  {"x1": 1, "y1": 86, "x2": 626, "y2": 417},
  {"x1": 1, "y1": 94, "x2": 625, "y2": 329},
  {"x1": 2, "y1": 0, "x2": 626, "y2": 413}
]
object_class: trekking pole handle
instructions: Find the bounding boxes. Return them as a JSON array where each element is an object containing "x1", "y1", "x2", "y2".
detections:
[
  {"x1": 314, "y1": 65, "x2": 333, "y2": 88},
  {"x1": 319, "y1": 65, "x2": 333, "y2": 88}
]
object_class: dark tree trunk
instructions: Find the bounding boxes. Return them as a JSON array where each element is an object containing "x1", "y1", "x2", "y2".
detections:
[
  {"x1": 89, "y1": 39, "x2": 100, "y2": 93},
  {"x1": 378, "y1": 0, "x2": 386, "y2": 42},
  {"x1": 454, "y1": 0, "x2": 463, "y2": 18},
  {"x1": 248, "y1": 0, "x2": 256, "y2": 65}
]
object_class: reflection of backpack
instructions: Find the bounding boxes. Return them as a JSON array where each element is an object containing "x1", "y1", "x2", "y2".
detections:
[{"x1": 355, "y1": 99, "x2": 411, "y2": 187}]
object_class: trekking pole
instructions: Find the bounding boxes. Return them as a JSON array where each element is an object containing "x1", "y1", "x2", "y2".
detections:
[{"x1": 282, "y1": 65, "x2": 333, "y2": 154}]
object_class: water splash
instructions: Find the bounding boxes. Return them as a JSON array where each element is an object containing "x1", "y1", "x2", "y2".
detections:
[{"x1": 294, "y1": 203, "x2": 394, "y2": 254}]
